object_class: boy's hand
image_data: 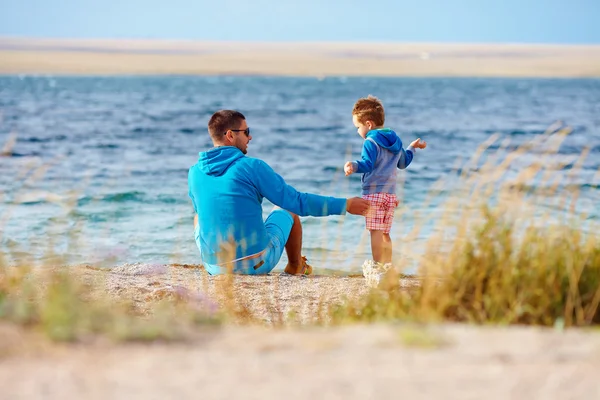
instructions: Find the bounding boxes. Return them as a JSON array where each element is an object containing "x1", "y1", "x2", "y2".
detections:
[
  {"x1": 410, "y1": 138, "x2": 427, "y2": 149},
  {"x1": 344, "y1": 161, "x2": 356, "y2": 176}
]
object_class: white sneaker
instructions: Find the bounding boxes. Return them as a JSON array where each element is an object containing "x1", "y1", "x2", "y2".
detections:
[{"x1": 362, "y1": 260, "x2": 393, "y2": 288}]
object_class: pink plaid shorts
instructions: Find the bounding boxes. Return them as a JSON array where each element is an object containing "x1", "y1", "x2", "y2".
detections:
[{"x1": 363, "y1": 193, "x2": 398, "y2": 234}]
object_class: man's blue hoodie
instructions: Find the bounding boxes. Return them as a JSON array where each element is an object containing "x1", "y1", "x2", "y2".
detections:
[
  {"x1": 188, "y1": 146, "x2": 347, "y2": 265},
  {"x1": 351, "y1": 128, "x2": 415, "y2": 195}
]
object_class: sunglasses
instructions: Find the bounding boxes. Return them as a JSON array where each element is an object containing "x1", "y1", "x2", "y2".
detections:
[{"x1": 225, "y1": 128, "x2": 251, "y2": 137}]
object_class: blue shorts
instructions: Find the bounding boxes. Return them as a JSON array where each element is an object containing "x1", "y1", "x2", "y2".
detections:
[{"x1": 194, "y1": 209, "x2": 294, "y2": 275}]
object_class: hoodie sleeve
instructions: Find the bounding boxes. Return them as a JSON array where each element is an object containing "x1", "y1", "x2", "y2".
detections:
[
  {"x1": 252, "y1": 160, "x2": 347, "y2": 216},
  {"x1": 187, "y1": 168, "x2": 198, "y2": 213},
  {"x1": 397, "y1": 145, "x2": 415, "y2": 170},
  {"x1": 351, "y1": 139, "x2": 379, "y2": 173}
]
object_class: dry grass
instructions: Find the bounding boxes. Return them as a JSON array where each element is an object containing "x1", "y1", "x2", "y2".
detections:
[
  {"x1": 0, "y1": 264, "x2": 221, "y2": 342},
  {"x1": 330, "y1": 125, "x2": 600, "y2": 327},
  {"x1": 1, "y1": 124, "x2": 599, "y2": 343}
]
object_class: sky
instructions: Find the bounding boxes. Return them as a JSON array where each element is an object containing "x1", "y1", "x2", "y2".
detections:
[{"x1": 0, "y1": 0, "x2": 598, "y2": 44}]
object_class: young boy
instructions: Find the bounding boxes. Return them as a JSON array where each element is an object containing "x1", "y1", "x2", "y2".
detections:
[{"x1": 344, "y1": 95, "x2": 426, "y2": 283}]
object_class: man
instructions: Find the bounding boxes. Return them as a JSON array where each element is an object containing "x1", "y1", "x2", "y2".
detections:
[{"x1": 188, "y1": 110, "x2": 370, "y2": 275}]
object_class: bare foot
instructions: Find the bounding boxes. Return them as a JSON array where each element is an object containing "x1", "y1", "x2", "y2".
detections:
[{"x1": 284, "y1": 256, "x2": 312, "y2": 275}]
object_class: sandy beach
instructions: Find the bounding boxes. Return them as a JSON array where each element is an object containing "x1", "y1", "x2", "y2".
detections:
[
  {"x1": 1, "y1": 37, "x2": 600, "y2": 77},
  {"x1": 82, "y1": 262, "x2": 378, "y2": 324},
  {"x1": 1, "y1": 322, "x2": 600, "y2": 399},
  {"x1": 0, "y1": 265, "x2": 599, "y2": 399},
  {"x1": 2, "y1": 34, "x2": 600, "y2": 398}
]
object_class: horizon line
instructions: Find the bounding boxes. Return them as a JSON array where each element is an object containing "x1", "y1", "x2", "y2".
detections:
[{"x1": 1, "y1": 35, "x2": 599, "y2": 47}]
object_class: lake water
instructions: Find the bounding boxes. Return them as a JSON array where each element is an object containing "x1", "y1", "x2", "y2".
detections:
[{"x1": 1, "y1": 76, "x2": 598, "y2": 273}]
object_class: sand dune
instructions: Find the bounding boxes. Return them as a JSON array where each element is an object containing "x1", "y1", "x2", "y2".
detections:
[{"x1": 1, "y1": 37, "x2": 599, "y2": 77}]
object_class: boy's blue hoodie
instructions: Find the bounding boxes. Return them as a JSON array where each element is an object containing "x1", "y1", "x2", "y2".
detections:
[
  {"x1": 351, "y1": 128, "x2": 415, "y2": 195},
  {"x1": 188, "y1": 146, "x2": 347, "y2": 265}
]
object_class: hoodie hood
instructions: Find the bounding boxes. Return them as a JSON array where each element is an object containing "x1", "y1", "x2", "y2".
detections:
[
  {"x1": 197, "y1": 146, "x2": 245, "y2": 176},
  {"x1": 366, "y1": 128, "x2": 402, "y2": 154}
]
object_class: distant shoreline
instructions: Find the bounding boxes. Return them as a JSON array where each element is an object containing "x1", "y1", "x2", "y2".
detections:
[{"x1": 1, "y1": 37, "x2": 600, "y2": 77}]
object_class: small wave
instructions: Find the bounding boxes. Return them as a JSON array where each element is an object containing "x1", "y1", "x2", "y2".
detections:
[
  {"x1": 68, "y1": 208, "x2": 131, "y2": 222},
  {"x1": 146, "y1": 110, "x2": 203, "y2": 122},
  {"x1": 301, "y1": 246, "x2": 333, "y2": 253},
  {"x1": 101, "y1": 191, "x2": 146, "y2": 203},
  {"x1": 1, "y1": 151, "x2": 42, "y2": 157},
  {"x1": 179, "y1": 128, "x2": 199, "y2": 134},
  {"x1": 295, "y1": 125, "x2": 344, "y2": 133},
  {"x1": 9, "y1": 191, "x2": 65, "y2": 205},
  {"x1": 129, "y1": 168, "x2": 190, "y2": 178},
  {"x1": 92, "y1": 143, "x2": 120, "y2": 149},
  {"x1": 76, "y1": 191, "x2": 187, "y2": 206},
  {"x1": 275, "y1": 109, "x2": 317, "y2": 116},
  {"x1": 267, "y1": 143, "x2": 314, "y2": 152},
  {"x1": 21, "y1": 135, "x2": 68, "y2": 143},
  {"x1": 131, "y1": 127, "x2": 161, "y2": 134},
  {"x1": 157, "y1": 194, "x2": 186, "y2": 205},
  {"x1": 483, "y1": 129, "x2": 546, "y2": 136}
]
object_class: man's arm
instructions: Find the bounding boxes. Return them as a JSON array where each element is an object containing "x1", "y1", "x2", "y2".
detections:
[
  {"x1": 188, "y1": 170, "x2": 199, "y2": 229},
  {"x1": 252, "y1": 160, "x2": 347, "y2": 216}
]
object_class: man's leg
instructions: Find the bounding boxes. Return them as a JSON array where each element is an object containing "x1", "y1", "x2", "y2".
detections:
[
  {"x1": 260, "y1": 207, "x2": 308, "y2": 275},
  {"x1": 283, "y1": 213, "x2": 305, "y2": 274}
]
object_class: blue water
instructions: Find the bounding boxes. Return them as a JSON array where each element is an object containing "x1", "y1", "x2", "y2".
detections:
[{"x1": 1, "y1": 76, "x2": 599, "y2": 272}]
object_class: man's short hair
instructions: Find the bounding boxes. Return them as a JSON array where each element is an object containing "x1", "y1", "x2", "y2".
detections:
[
  {"x1": 352, "y1": 95, "x2": 385, "y2": 126},
  {"x1": 208, "y1": 110, "x2": 246, "y2": 140}
]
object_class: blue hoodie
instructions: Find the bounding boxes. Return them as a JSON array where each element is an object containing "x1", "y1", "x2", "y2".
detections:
[
  {"x1": 351, "y1": 128, "x2": 415, "y2": 195},
  {"x1": 188, "y1": 146, "x2": 347, "y2": 265}
]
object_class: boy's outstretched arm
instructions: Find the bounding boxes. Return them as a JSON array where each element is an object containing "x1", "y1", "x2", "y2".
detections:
[
  {"x1": 397, "y1": 138, "x2": 427, "y2": 169},
  {"x1": 345, "y1": 140, "x2": 378, "y2": 176}
]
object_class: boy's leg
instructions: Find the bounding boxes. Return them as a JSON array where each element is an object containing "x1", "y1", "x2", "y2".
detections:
[
  {"x1": 382, "y1": 233, "x2": 392, "y2": 264},
  {"x1": 380, "y1": 194, "x2": 396, "y2": 264},
  {"x1": 370, "y1": 230, "x2": 385, "y2": 263}
]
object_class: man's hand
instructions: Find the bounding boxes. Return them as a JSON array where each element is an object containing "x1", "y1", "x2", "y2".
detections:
[
  {"x1": 344, "y1": 161, "x2": 356, "y2": 176},
  {"x1": 346, "y1": 197, "x2": 370, "y2": 215},
  {"x1": 410, "y1": 138, "x2": 427, "y2": 149}
]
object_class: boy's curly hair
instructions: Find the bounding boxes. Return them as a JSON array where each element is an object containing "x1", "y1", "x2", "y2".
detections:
[{"x1": 352, "y1": 95, "x2": 385, "y2": 126}]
